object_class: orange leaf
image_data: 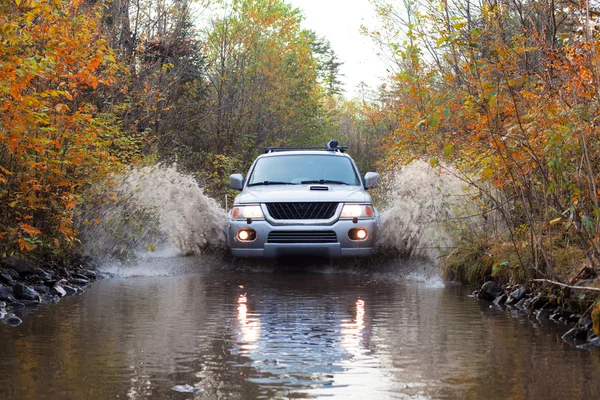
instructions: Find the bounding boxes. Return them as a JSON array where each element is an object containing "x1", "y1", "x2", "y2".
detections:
[{"x1": 20, "y1": 223, "x2": 40, "y2": 237}]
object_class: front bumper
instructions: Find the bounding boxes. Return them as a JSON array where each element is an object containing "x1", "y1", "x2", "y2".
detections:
[{"x1": 226, "y1": 218, "x2": 378, "y2": 258}]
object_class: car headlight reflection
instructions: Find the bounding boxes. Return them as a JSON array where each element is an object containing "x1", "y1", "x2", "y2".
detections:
[
  {"x1": 231, "y1": 205, "x2": 264, "y2": 219},
  {"x1": 340, "y1": 204, "x2": 374, "y2": 218}
]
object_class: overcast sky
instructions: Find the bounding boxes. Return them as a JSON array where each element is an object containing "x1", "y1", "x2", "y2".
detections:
[{"x1": 287, "y1": 0, "x2": 389, "y2": 97}]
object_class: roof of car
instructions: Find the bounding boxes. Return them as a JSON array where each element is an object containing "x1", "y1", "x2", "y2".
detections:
[{"x1": 258, "y1": 150, "x2": 351, "y2": 159}]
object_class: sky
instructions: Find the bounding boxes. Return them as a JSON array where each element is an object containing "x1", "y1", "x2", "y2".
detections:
[{"x1": 287, "y1": 0, "x2": 389, "y2": 97}]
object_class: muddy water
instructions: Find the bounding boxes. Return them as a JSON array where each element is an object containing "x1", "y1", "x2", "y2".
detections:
[{"x1": 1, "y1": 259, "x2": 599, "y2": 399}]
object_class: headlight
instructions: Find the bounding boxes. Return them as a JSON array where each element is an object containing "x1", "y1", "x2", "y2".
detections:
[
  {"x1": 231, "y1": 205, "x2": 264, "y2": 219},
  {"x1": 340, "y1": 204, "x2": 375, "y2": 218}
]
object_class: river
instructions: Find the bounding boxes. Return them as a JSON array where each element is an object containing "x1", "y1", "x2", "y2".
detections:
[{"x1": 0, "y1": 256, "x2": 599, "y2": 399}]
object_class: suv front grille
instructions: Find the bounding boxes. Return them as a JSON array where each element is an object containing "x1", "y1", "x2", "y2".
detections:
[
  {"x1": 267, "y1": 231, "x2": 337, "y2": 243},
  {"x1": 266, "y1": 202, "x2": 338, "y2": 220}
]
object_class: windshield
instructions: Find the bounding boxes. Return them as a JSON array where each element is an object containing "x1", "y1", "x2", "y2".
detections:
[{"x1": 248, "y1": 154, "x2": 360, "y2": 186}]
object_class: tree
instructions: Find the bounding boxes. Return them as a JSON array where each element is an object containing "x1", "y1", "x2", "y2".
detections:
[
  {"x1": 368, "y1": 0, "x2": 600, "y2": 279},
  {"x1": 0, "y1": 0, "x2": 134, "y2": 259}
]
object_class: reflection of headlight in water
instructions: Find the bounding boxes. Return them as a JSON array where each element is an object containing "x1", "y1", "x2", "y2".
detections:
[
  {"x1": 341, "y1": 299, "x2": 365, "y2": 358},
  {"x1": 238, "y1": 294, "x2": 261, "y2": 345}
]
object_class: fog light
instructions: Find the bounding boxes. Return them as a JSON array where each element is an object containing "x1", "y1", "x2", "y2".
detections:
[
  {"x1": 349, "y1": 228, "x2": 368, "y2": 240},
  {"x1": 237, "y1": 229, "x2": 256, "y2": 241}
]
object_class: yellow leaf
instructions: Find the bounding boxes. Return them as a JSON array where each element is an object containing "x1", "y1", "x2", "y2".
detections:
[{"x1": 481, "y1": 167, "x2": 494, "y2": 180}]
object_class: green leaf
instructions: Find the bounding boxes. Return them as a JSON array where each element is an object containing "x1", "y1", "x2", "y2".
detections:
[
  {"x1": 443, "y1": 144, "x2": 454, "y2": 158},
  {"x1": 582, "y1": 215, "x2": 594, "y2": 231},
  {"x1": 430, "y1": 158, "x2": 440, "y2": 168},
  {"x1": 443, "y1": 105, "x2": 451, "y2": 118},
  {"x1": 430, "y1": 112, "x2": 439, "y2": 128}
]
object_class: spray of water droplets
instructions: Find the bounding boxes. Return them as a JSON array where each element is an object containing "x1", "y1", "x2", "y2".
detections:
[
  {"x1": 377, "y1": 159, "x2": 485, "y2": 261},
  {"x1": 78, "y1": 164, "x2": 226, "y2": 263}
]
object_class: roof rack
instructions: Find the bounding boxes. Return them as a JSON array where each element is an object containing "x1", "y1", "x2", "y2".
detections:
[
  {"x1": 263, "y1": 140, "x2": 347, "y2": 154},
  {"x1": 263, "y1": 146, "x2": 347, "y2": 154}
]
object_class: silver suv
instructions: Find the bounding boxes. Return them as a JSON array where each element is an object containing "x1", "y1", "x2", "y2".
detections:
[{"x1": 226, "y1": 142, "x2": 380, "y2": 258}]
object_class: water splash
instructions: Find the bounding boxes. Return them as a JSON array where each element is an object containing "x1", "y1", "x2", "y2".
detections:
[
  {"x1": 78, "y1": 164, "x2": 226, "y2": 263},
  {"x1": 378, "y1": 159, "x2": 484, "y2": 261}
]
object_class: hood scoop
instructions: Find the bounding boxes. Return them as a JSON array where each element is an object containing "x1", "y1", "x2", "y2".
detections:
[{"x1": 309, "y1": 185, "x2": 329, "y2": 191}]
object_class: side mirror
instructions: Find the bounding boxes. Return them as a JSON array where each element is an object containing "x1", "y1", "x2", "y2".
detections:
[
  {"x1": 230, "y1": 174, "x2": 244, "y2": 190},
  {"x1": 364, "y1": 172, "x2": 379, "y2": 189}
]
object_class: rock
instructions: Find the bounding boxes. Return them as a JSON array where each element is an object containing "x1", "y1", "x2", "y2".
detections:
[
  {"x1": 3, "y1": 314, "x2": 22, "y2": 327},
  {"x1": 512, "y1": 286, "x2": 527, "y2": 300},
  {"x1": 50, "y1": 286, "x2": 67, "y2": 297},
  {"x1": 0, "y1": 287, "x2": 16, "y2": 303},
  {"x1": 33, "y1": 285, "x2": 50, "y2": 295},
  {"x1": 562, "y1": 327, "x2": 588, "y2": 341},
  {"x1": 576, "y1": 336, "x2": 600, "y2": 351},
  {"x1": 514, "y1": 298, "x2": 527, "y2": 309},
  {"x1": 33, "y1": 267, "x2": 53, "y2": 281},
  {"x1": 578, "y1": 316, "x2": 593, "y2": 331},
  {"x1": 493, "y1": 293, "x2": 507, "y2": 306},
  {"x1": 550, "y1": 312, "x2": 561, "y2": 322},
  {"x1": 72, "y1": 273, "x2": 90, "y2": 282},
  {"x1": 12, "y1": 284, "x2": 40, "y2": 302},
  {"x1": 82, "y1": 269, "x2": 97, "y2": 279},
  {"x1": 536, "y1": 309, "x2": 550, "y2": 320},
  {"x1": 62, "y1": 286, "x2": 77, "y2": 296},
  {"x1": 40, "y1": 294, "x2": 54, "y2": 305},
  {"x1": 43, "y1": 279, "x2": 58, "y2": 287},
  {"x1": 0, "y1": 308, "x2": 6, "y2": 320},
  {"x1": 0, "y1": 271, "x2": 15, "y2": 285},
  {"x1": 1, "y1": 257, "x2": 34, "y2": 276},
  {"x1": 567, "y1": 314, "x2": 581, "y2": 324},
  {"x1": 8, "y1": 301, "x2": 24, "y2": 309},
  {"x1": 70, "y1": 278, "x2": 89, "y2": 286},
  {"x1": 0, "y1": 301, "x2": 5, "y2": 308},
  {"x1": 477, "y1": 281, "x2": 504, "y2": 301},
  {"x1": 2, "y1": 268, "x2": 20, "y2": 280},
  {"x1": 506, "y1": 287, "x2": 527, "y2": 305},
  {"x1": 529, "y1": 295, "x2": 548, "y2": 310},
  {"x1": 20, "y1": 299, "x2": 40, "y2": 307},
  {"x1": 471, "y1": 290, "x2": 480, "y2": 297}
]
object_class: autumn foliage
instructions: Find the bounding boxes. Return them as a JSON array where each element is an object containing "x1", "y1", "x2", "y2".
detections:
[
  {"x1": 369, "y1": 1, "x2": 600, "y2": 282},
  {"x1": 0, "y1": 0, "x2": 132, "y2": 259}
]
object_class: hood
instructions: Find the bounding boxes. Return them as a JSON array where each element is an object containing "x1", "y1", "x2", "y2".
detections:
[{"x1": 236, "y1": 184, "x2": 370, "y2": 204}]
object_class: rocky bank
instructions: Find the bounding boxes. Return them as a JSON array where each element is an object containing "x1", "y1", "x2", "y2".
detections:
[
  {"x1": 473, "y1": 279, "x2": 600, "y2": 350},
  {"x1": 0, "y1": 256, "x2": 98, "y2": 327}
]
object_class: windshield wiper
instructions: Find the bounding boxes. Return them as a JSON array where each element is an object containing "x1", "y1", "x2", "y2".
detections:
[
  {"x1": 247, "y1": 181, "x2": 296, "y2": 186},
  {"x1": 300, "y1": 179, "x2": 350, "y2": 185}
]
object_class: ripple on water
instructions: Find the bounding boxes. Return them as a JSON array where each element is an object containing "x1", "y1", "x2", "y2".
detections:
[{"x1": 0, "y1": 268, "x2": 599, "y2": 399}]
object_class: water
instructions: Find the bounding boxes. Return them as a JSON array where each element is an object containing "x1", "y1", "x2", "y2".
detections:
[
  {"x1": 1, "y1": 258, "x2": 599, "y2": 399},
  {"x1": 78, "y1": 164, "x2": 226, "y2": 262},
  {"x1": 378, "y1": 159, "x2": 485, "y2": 259}
]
